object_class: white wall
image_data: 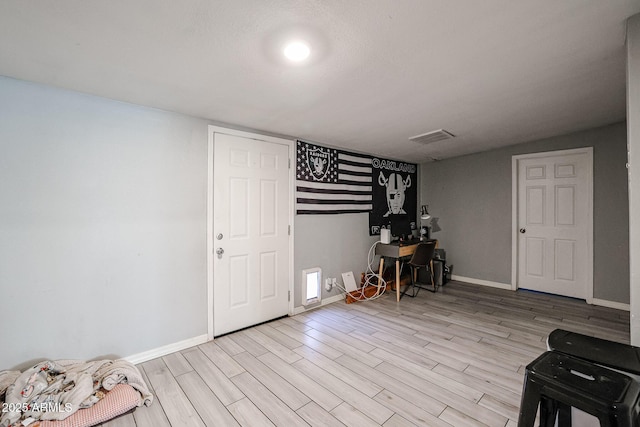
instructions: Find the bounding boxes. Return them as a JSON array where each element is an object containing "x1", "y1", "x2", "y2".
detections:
[
  {"x1": 0, "y1": 77, "x2": 209, "y2": 369},
  {"x1": 628, "y1": 14, "x2": 640, "y2": 345},
  {"x1": 0, "y1": 76, "x2": 382, "y2": 369}
]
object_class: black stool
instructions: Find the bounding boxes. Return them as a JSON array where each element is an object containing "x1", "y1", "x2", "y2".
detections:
[
  {"x1": 548, "y1": 329, "x2": 640, "y2": 376},
  {"x1": 518, "y1": 351, "x2": 640, "y2": 427}
]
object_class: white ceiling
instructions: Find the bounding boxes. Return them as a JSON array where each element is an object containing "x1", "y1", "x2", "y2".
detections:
[{"x1": 1, "y1": 1, "x2": 638, "y2": 163}]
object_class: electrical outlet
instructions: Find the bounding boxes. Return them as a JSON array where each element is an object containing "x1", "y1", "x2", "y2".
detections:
[
  {"x1": 325, "y1": 278, "x2": 332, "y2": 292},
  {"x1": 332, "y1": 278, "x2": 337, "y2": 288}
]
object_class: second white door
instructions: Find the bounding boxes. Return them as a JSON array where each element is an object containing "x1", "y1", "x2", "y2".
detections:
[
  {"x1": 516, "y1": 149, "x2": 592, "y2": 300},
  {"x1": 213, "y1": 131, "x2": 290, "y2": 336}
]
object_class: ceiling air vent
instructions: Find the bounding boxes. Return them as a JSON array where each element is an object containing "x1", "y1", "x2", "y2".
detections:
[{"x1": 409, "y1": 129, "x2": 455, "y2": 145}]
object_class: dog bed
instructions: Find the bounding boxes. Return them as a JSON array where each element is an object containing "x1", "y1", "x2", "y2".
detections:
[
  {"x1": 35, "y1": 384, "x2": 139, "y2": 427},
  {"x1": 0, "y1": 360, "x2": 152, "y2": 427}
]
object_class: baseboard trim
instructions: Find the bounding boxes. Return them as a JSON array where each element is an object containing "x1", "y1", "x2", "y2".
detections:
[
  {"x1": 123, "y1": 334, "x2": 209, "y2": 365},
  {"x1": 124, "y1": 296, "x2": 349, "y2": 363},
  {"x1": 292, "y1": 293, "x2": 345, "y2": 315},
  {"x1": 591, "y1": 298, "x2": 630, "y2": 311},
  {"x1": 450, "y1": 276, "x2": 630, "y2": 311},
  {"x1": 450, "y1": 275, "x2": 512, "y2": 290}
]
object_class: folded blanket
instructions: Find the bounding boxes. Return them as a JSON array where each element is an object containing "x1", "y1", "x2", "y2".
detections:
[
  {"x1": 0, "y1": 371, "x2": 20, "y2": 403},
  {"x1": 93, "y1": 360, "x2": 152, "y2": 406},
  {"x1": 0, "y1": 360, "x2": 152, "y2": 427}
]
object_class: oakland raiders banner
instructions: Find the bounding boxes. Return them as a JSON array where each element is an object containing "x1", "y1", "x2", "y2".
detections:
[
  {"x1": 295, "y1": 140, "x2": 373, "y2": 214},
  {"x1": 369, "y1": 157, "x2": 418, "y2": 235},
  {"x1": 295, "y1": 140, "x2": 416, "y2": 223}
]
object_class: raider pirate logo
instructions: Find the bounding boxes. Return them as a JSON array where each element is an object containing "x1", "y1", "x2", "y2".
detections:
[
  {"x1": 306, "y1": 146, "x2": 331, "y2": 181},
  {"x1": 379, "y1": 171, "x2": 411, "y2": 217}
]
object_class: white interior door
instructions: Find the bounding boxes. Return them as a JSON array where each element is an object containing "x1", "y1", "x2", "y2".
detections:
[
  {"x1": 213, "y1": 132, "x2": 290, "y2": 336},
  {"x1": 516, "y1": 149, "x2": 592, "y2": 299}
]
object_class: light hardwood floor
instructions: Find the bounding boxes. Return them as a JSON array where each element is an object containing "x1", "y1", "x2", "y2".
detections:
[{"x1": 115, "y1": 281, "x2": 630, "y2": 427}]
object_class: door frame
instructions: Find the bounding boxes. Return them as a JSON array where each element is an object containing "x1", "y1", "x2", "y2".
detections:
[
  {"x1": 207, "y1": 125, "x2": 295, "y2": 340},
  {"x1": 511, "y1": 147, "x2": 593, "y2": 303}
]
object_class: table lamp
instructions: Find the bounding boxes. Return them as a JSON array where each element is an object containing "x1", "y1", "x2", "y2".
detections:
[{"x1": 420, "y1": 205, "x2": 432, "y2": 240}]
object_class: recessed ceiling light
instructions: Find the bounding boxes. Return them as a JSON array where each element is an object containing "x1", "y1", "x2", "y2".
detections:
[{"x1": 283, "y1": 41, "x2": 310, "y2": 62}]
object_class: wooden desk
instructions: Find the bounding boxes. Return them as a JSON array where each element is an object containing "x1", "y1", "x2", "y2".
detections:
[{"x1": 376, "y1": 239, "x2": 438, "y2": 302}]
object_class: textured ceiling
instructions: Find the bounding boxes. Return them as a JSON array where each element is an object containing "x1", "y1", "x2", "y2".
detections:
[{"x1": 0, "y1": 1, "x2": 638, "y2": 162}]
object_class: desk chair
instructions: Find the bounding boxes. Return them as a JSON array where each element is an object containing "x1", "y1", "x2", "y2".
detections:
[{"x1": 401, "y1": 241, "x2": 437, "y2": 299}]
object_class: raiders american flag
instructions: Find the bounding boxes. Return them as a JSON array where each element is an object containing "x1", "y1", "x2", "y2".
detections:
[{"x1": 296, "y1": 140, "x2": 372, "y2": 214}]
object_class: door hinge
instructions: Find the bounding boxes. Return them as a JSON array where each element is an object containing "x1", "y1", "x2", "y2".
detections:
[
  {"x1": 288, "y1": 225, "x2": 291, "y2": 235},
  {"x1": 288, "y1": 158, "x2": 291, "y2": 169},
  {"x1": 288, "y1": 291, "x2": 291, "y2": 302}
]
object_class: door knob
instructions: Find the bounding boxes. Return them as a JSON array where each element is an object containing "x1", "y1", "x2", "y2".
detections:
[
  {"x1": 519, "y1": 228, "x2": 526, "y2": 234},
  {"x1": 216, "y1": 248, "x2": 224, "y2": 256}
]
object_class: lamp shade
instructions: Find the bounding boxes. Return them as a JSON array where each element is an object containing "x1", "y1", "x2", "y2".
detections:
[{"x1": 420, "y1": 204, "x2": 431, "y2": 221}]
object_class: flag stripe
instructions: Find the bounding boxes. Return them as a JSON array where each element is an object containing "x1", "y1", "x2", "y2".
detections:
[
  {"x1": 339, "y1": 163, "x2": 372, "y2": 174},
  {"x1": 296, "y1": 204, "x2": 373, "y2": 211},
  {"x1": 297, "y1": 198, "x2": 372, "y2": 205},
  {"x1": 338, "y1": 173, "x2": 371, "y2": 183},
  {"x1": 338, "y1": 169, "x2": 371, "y2": 178},
  {"x1": 296, "y1": 208, "x2": 372, "y2": 215},
  {"x1": 296, "y1": 181, "x2": 372, "y2": 193},
  {"x1": 339, "y1": 152, "x2": 371, "y2": 163},
  {"x1": 296, "y1": 191, "x2": 372, "y2": 201}
]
